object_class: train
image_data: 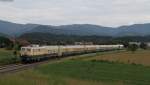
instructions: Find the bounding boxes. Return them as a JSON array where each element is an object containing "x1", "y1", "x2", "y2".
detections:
[{"x1": 20, "y1": 44, "x2": 124, "y2": 63}]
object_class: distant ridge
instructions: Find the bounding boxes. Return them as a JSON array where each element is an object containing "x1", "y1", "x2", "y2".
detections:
[
  {"x1": 0, "y1": 32, "x2": 9, "y2": 37},
  {"x1": 0, "y1": 20, "x2": 150, "y2": 36}
]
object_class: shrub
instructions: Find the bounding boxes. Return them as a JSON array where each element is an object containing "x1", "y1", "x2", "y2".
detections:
[
  {"x1": 140, "y1": 42, "x2": 148, "y2": 50},
  {"x1": 127, "y1": 44, "x2": 138, "y2": 53}
]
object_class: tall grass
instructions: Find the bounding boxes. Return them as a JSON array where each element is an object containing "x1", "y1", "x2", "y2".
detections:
[{"x1": 0, "y1": 49, "x2": 20, "y2": 65}]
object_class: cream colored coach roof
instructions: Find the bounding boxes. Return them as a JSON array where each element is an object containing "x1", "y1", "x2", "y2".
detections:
[
  {"x1": 21, "y1": 46, "x2": 45, "y2": 49},
  {"x1": 21, "y1": 44, "x2": 124, "y2": 50}
]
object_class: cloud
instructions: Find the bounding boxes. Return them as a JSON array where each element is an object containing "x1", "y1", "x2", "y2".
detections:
[{"x1": 0, "y1": 0, "x2": 150, "y2": 27}]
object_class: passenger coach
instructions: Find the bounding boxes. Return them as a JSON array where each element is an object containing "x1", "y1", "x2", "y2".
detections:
[{"x1": 20, "y1": 44, "x2": 124, "y2": 63}]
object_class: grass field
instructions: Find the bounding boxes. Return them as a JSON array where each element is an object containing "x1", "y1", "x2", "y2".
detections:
[
  {"x1": 1, "y1": 60, "x2": 150, "y2": 85},
  {"x1": 0, "y1": 50, "x2": 150, "y2": 85},
  {"x1": 0, "y1": 49, "x2": 17, "y2": 65}
]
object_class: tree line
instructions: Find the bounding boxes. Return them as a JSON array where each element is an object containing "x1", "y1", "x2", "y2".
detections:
[
  {"x1": 19, "y1": 32, "x2": 150, "y2": 45},
  {"x1": 124, "y1": 42, "x2": 148, "y2": 53}
]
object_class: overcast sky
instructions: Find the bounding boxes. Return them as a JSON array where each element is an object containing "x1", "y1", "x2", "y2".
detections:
[{"x1": 0, "y1": 0, "x2": 150, "y2": 27}]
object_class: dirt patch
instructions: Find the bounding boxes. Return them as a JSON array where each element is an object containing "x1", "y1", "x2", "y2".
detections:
[{"x1": 84, "y1": 50, "x2": 150, "y2": 66}]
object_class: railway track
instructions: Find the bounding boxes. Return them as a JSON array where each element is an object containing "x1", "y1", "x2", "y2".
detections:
[
  {"x1": 0, "y1": 61, "x2": 50, "y2": 74},
  {"x1": 0, "y1": 64, "x2": 27, "y2": 73}
]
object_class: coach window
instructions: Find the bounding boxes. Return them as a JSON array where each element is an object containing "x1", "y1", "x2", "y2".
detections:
[
  {"x1": 21, "y1": 48, "x2": 25, "y2": 51},
  {"x1": 27, "y1": 49, "x2": 31, "y2": 52}
]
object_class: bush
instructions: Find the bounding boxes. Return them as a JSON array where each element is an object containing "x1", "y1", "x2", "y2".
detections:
[
  {"x1": 123, "y1": 42, "x2": 129, "y2": 48},
  {"x1": 140, "y1": 42, "x2": 148, "y2": 50},
  {"x1": 0, "y1": 57, "x2": 20, "y2": 65},
  {"x1": 127, "y1": 44, "x2": 138, "y2": 53}
]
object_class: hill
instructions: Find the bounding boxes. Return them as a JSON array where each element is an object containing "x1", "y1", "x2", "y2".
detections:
[
  {"x1": 0, "y1": 20, "x2": 23, "y2": 35},
  {"x1": 0, "y1": 20, "x2": 38, "y2": 36},
  {"x1": 0, "y1": 33, "x2": 8, "y2": 37},
  {"x1": 28, "y1": 24, "x2": 115, "y2": 36},
  {"x1": 1, "y1": 20, "x2": 150, "y2": 36},
  {"x1": 29, "y1": 24, "x2": 150, "y2": 36},
  {"x1": 116, "y1": 23, "x2": 150, "y2": 36}
]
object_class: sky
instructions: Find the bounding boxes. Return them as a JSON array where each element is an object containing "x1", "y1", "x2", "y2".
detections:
[{"x1": 0, "y1": 0, "x2": 150, "y2": 27}]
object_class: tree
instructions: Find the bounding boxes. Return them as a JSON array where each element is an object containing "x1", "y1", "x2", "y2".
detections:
[
  {"x1": 12, "y1": 42, "x2": 21, "y2": 63},
  {"x1": 13, "y1": 43, "x2": 21, "y2": 51},
  {"x1": 0, "y1": 36, "x2": 13, "y2": 48},
  {"x1": 123, "y1": 42, "x2": 129, "y2": 48},
  {"x1": 140, "y1": 43, "x2": 147, "y2": 50},
  {"x1": 127, "y1": 44, "x2": 138, "y2": 53}
]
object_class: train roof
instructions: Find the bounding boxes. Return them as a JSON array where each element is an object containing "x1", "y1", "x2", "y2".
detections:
[
  {"x1": 21, "y1": 44, "x2": 124, "y2": 49},
  {"x1": 21, "y1": 46, "x2": 45, "y2": 49}
]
